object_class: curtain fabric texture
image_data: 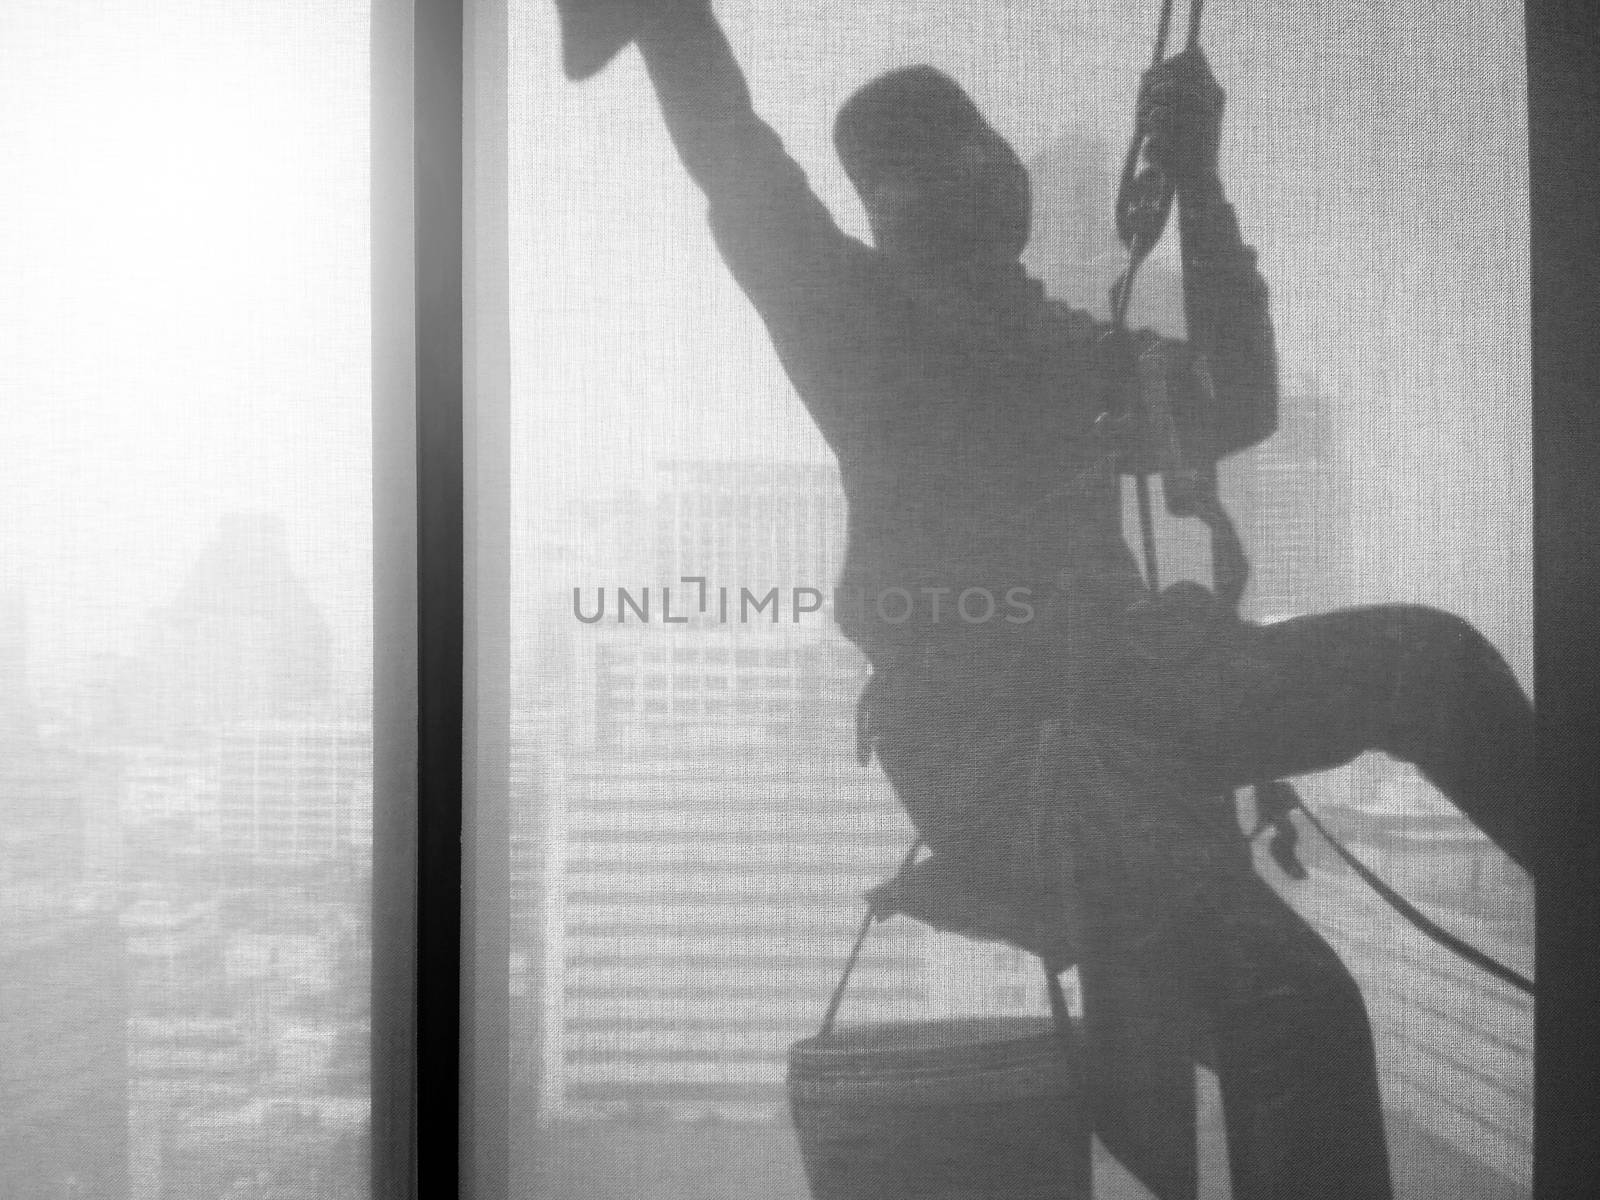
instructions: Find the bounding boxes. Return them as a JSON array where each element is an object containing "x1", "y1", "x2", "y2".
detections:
[
  {"x1": 502, "y1": 1, "x2": 1533, "y2": 1198},
  {"x1": 1, "y1": 3, "x2": 377, "y2": 1198}
]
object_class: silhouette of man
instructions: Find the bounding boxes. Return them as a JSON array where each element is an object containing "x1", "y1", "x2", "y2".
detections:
[{"x1": 567, "y1": 3, "x2": 1538, "y2": 1196}]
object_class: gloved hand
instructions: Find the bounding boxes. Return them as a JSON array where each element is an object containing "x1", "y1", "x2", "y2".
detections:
[
  {"x1": 556, "y1": 0, "x2": 644, "y2": 81},
  {"x1": 1136, "y1": 47, "x2": 1225, "y2": 188}
]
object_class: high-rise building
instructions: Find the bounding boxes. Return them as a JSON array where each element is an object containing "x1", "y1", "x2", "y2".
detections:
[
  {"x1": 1025, "y1": 129, "x2": 1353, "y2": 616},
  {"x1": 647, "y1": 460, "x2": 845, "y2": 590},
  {"x1": 0, "y1": 616, "x2": 130, "y2": 1199},
  {"x1": 1230, "y1": 373, "x2": 1353, "y2": 621},
  {"x1": 139, "y1": 512, "x2": 334, "y2": 736},
  {"x1": 214, "y1": 720, "x2": 371, "y2": 869},
  {"x1": 544, "y1": 622, "x2": 924, "y2": 1122},
  {"x1": 531, "y1": 461, "x2": 926, "y2": 1123},
  {"x1": 121, "y1": 894, "x2": 261, "y2": 1200},
  {"x1": 98, "y1": 516, "x2": 371, "y2": 1198}
]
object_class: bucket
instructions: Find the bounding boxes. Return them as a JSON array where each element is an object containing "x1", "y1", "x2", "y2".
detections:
[{"x1": 787, "y1": 1017, "x2": 1091, "y2": 1200}]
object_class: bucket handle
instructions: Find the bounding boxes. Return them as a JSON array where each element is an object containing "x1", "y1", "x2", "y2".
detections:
[
  {"x1": 819, "y1": 838, "x2": 922, "y2": 1037},
  {"x1": 818, "y1": 837, "x2": 1080, "y2": 1052}
]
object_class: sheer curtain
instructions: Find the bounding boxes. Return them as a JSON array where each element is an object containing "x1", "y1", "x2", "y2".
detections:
[
  {"x1": 0, "y1": 1, "x2": 1542, "y2": 1196},
  {"x1": 484, "y1": 1, "x2": 1535, "y2": 1198},
  {"x1": 1, "y1": 3, "x2": 376, "y2": 1198}
]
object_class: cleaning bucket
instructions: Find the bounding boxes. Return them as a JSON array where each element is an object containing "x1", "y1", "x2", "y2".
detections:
[{"x1": 787, "y1": 1016, "x2": 1091, "y2": 1200}]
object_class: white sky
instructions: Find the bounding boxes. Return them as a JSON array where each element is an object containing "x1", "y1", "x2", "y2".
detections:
[
  {"x1": 0, "y1": 0, "x2": 1532, "y2": 691},
  {"x1": 0, "y1": 0, "x2": 372, "y2": 690},
  {"x1": 511, "y1": 0, "x2": 1532, "y2": 680}
]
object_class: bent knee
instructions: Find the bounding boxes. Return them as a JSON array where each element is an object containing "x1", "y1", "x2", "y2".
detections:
[
  {"x1": 1365, "y1": 606, "x2": 1509, "y2": 753},
  {"x1": 1365, "y1": 604, "x2": 1485, "y2": 659}
]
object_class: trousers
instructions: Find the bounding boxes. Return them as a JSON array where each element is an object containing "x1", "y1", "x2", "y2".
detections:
[{"x1": 867, "y1": 601, "x2": 1534, "y2": 1200}]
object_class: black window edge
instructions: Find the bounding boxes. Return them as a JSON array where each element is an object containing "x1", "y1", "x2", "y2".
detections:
[
  {"x1": 1529, "y1": 0, "x2": 1600, "y2": 1195},
  {"x1": 414, "y1": 0, "x2": 467, "y2": 1195}
]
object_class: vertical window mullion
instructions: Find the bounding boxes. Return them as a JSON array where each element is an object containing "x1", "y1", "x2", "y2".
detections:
[
  {"x1": 1528, "y1": 3, "x2": 1600, "y2": 1196},
  {"x1": 464, "y1": 0, "x2": 514, "y2": 1193},
  {"x1": 372, "y1": 0, "x2": 467, "y2": 1196},
  {"x1": 371, "y1": 0, "x2": 422, "y2": 1193},
  {"x1": 416, "y1": 0, "x2": 467, "y2": 1194}
]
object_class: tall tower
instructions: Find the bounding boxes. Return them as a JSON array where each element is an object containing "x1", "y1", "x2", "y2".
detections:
[
  {"x1": 1230, "y1": 373, "x2": 1352, "y2": 621},
  {"x1": 107, "y1": 513, "x2": 369, "y2": 1198},
  {"x1": 648, "y1": 459, "x2": 846, "y2": 590},
  {"x1": 1025, "y1": 128, "x2": 1349, "y2": 610},
  {"x1": 140, "y1": 512, "x2": 334, "y2": 736},
  {"x1": 536, "y1": 461, "x2": 924, "y2": 1127},
  {"x1": 0, "y1": 604, "x2": 130, "y2": 1200}
]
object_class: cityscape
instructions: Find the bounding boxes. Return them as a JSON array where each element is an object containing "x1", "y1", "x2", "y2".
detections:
[
  {"x1": 510, "y1": 455, "x2": 1530, "y2": 1200},
  {"x1": 1, "y1": 132, "x2": 1533, "y2": 1200},
  {"x1": 507, "y1": 126, "x2": 1533, "y2": 1199},
  {"x1": 2, "y1": 515, "x2": 370, "y2": 1200}
]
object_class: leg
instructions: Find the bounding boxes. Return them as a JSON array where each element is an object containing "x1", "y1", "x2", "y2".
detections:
[
  {"x1": 1184, "y1": 869, "x2": 1394, "y2": 1200},
  {"x1": 1156, "y1": 605, "x2": 1537, "y2": 877},
  {"x1": 1075, "y1": 856, "x2": 1393, "y2": 1200},
  {"x1": 1078, "y1": 950, "x2": 1200, "y2": 1200},
  {"x1": 1047, "y1": 719, "x2": 1392, "y2": 1200}
]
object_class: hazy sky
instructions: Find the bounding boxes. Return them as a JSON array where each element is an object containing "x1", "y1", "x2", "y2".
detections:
[
  {"x1": 511, "y1": 0, "x2": 1531, "y2": 679},
  {"x1": 0, "y1": 0, "x2": 372, "y2": 689},
  {"x1": 0, "y1": 0, "x2": 1531, "y2": 690}
]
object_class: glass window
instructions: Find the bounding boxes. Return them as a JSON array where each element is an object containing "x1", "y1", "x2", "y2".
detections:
[
  {"x1": 1, "y1": 4, "x2": 373, "y2": 1196},
  {"x1": 501, "y1": 0, "x2": 1532, "y2": 1194},
  {"x1": 481, "y1": 1, "x2": 1542, "y2": 1197}
]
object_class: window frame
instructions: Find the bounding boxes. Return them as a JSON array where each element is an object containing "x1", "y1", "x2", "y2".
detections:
[
  {"x1": 375, "y1": 2, "x2": 512, "y2": 1195},
  {"x1": 371, "y1": 1, "x2": 1600, "y2": 1196},
  {"x1": 1527, "y1": 2, "x2": 1600, "y2": 1195}
]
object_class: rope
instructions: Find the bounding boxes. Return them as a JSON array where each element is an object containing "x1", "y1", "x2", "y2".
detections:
[
  {"x1": 819, "y1": 838, "x2": 923, "y2": 1036},
  {"x1": 1293, "y1": 802, "x2": 1535, "y2": 996},
  {"x1": 1151, "y1": 0, "x2": 1176, "y2": 65},
  {"x1": 1131, "y1": 0, "x2": 1531, "y2": 1004},
  {"x1": 1185, "y1": 0, "x2": 1206, "y2": 51},
  {"x1": 1116, "y1": 0, "x2": 1211, "y2": 590},
  {"x1": 1150, "y1": 0, "x2": 1205, "y2": 64},
  {"x1": 1045, "y1": 965, "x2": 1077, "y2": 1052},
  {"x1": 1134, "y1": 473, "x2": 1161, "y2": 591}
]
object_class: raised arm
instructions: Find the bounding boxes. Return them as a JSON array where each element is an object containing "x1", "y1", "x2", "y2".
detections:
[
  {"x1": 634, "y1": 0, "x2": 757, "y2": 197},
  {"x1": 633, "y1": 0, "x2": 856, "y2": 293},
  {"x1": 590, "y1": 0, "x2": 875, "y2": 452}
]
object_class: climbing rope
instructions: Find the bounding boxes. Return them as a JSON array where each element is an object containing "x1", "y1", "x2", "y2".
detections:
[
  {"x1": 1292, "y1": 797, "x2": 1535, "y2": 995},
  {"x1": 1110, "y1": 0, "x2": 1533, "y2": 997},
  {"x1": 1107, "y1": 0, "x2": 1207, "y2": 594}
]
